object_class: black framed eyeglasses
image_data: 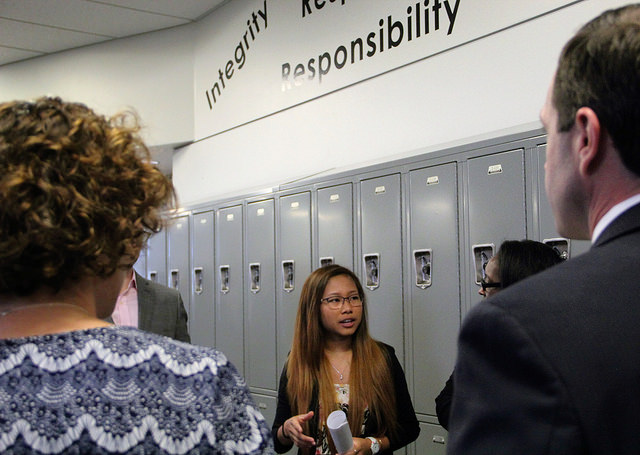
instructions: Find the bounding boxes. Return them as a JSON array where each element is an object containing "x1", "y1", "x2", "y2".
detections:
[
  {"x1": 481, "y1": 279, "x2": 501, "y2": 292},
  {"x1": 320, "y1": 295, "x2": 362, "y2": 310}
]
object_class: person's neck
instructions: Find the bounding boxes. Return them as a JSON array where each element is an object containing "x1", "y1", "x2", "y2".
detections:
[
  {"x1": 324, "y1": 336, "x2": 353, "y2": 354},
  {"x1": 0, "y1": 281, "x2": 109, "y2": 339}
]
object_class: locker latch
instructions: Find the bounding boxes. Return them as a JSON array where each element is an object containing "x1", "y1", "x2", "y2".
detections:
[
  {"x1": 148, "y1": 271, "x2": 158, "y2": 283},
  {"x1": 363, "y1": 253, "x2": 380, "y2": 290},
  {"x1": 250, "y1": 263, "x2": 261, "y2": 294},
  {"x1": 193, "y1": 267, "x2": 203, "y2": 295},
  {"x1": 543, "y1": 238, "x2": 570, "y2": 260},
  {"x1": 219, "y1": 265, "x2": 230, "y2": 294},
  {"x1": 472, "y1": 244, "x2": 495, "y2": 285},
  {"x1": 282, "y1": 260, "x2": 295, "y2": 292},
  {"x1": 320, "y1": 257, "x2": 334, "y2": 267},
  {"x1": 170, "y1": 269, "x2": 179, "y2": 290},
  {"x1": 413, "y1": 249, "x2": 432, "y2": 289}
]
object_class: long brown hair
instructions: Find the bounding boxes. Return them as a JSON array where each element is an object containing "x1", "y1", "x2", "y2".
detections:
[{"x1": 286, "y1": 265, "x2": 397, "y2": 452}]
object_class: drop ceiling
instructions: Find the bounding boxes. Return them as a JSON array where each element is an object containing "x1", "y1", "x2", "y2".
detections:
[{"x1": 0, "y1": 0, "x2": 228, "y2": 66}]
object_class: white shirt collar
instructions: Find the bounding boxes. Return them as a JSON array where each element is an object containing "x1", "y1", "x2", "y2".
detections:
[{"x1": 591, "y1": 193, "x2": 640, "y2": 243}]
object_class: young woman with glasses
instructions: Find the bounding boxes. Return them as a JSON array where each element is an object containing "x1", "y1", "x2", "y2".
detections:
[
  {"x1": 435, "y1": 239, "x2": 564, "y2": 430},
  {"x1": 272, "y1": 264, "x2": 419, "y2": 454}
]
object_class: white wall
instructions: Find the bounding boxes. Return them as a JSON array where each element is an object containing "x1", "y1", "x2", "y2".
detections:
[
  {"x1": 0, "y1": 25, "x2": 194, "y2": 147},
  {"x1": 0, "y1": 0, "x2": 629, "y2": 207}
]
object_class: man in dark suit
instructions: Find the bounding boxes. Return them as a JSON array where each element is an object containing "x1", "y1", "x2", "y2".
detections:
[
  {"x1": 448, "y1": 5, "x2": 640, "y2": 454},
  {"x1": 111, "y1": 268, "x2": 191, "y2": 343}
]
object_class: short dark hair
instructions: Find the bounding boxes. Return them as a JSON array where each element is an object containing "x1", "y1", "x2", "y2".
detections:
[
  {"x1": 553, "y1": 4, "x2": 640, "y2": 176},
  {"x1": 496, "y1": 240, "x2": 563, "y2": 289},
  {"x1": 0, "y1": 97, "x2": 176, "y2": 295}
]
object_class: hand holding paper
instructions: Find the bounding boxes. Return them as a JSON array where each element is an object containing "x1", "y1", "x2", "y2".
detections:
[{"x1": 327, "y1": 410, "x2": 353, "y2": 454}]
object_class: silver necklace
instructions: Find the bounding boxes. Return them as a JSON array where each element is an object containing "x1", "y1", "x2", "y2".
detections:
[{"x1": 330, "y1": 362, "x2": 346, "y2": 381}]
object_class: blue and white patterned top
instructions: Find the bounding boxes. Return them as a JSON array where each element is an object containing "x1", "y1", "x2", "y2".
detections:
[{"x1": 0, "y1": 326, "x2": 274, "y2": 454}]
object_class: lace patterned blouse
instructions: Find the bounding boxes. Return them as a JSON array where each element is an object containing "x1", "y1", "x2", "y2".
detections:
[{"x1": 0, "y1": 326, "x2": 274, "y2": 454}]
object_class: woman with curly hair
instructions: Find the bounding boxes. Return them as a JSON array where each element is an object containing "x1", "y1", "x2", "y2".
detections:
[
  {"x1": 0, "y1": 97, "x2": 273, "y2": 454},
  {"x1": 272, "y1": 264, "x2": 419, "y2": 454}
]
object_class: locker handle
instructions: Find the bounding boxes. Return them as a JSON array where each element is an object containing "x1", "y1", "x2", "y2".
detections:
[
  {"x1": 363, "y1": 253, "x2": 380, "y2": 290},
  {"x1": 472, "y1": 244, "x2": 495, "y2": 285},
  {"x1": 543, "y1": 237, "x2": 570, "y2": 260},
  {"x1": 319, "y1": 256, "x2": 334, "y2": 267},
  {"x1": 432, "y1": 435, "x2": 446, "y2": 445},
  {"x1": 194, "y1": 267, "x2": 203, "y2": 295},
  {"x1": 220, "y1": 265, "x2": 230, "y2": 294},
  {"x1": 148, "y1": 270, "x2": 158, "y2": 283},
  {"x1": 250, "y1": 263, "x2": 261, "y2": 294},
  {"x1": 170, "y1": 269, "x2": 179, "y2": 290},
  {"x1": 413, "y1": 249, "x2": 432, "y2": 289},
  {"x1": 282, "y1": 260, "x2": 295, "y2": 293}
]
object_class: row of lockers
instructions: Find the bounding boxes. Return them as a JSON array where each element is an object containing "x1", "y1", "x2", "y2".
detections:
[{"x1": 134, "y1": 128, "x2": 589, "y2": 454}]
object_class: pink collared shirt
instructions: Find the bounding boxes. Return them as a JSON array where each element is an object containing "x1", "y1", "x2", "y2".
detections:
[{"x1": 111, "y1": 272, "x2": 139, "y2": 328}]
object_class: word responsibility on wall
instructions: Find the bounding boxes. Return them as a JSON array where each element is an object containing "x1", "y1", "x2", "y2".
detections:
[
  {"x1": 282, "y1": 0, "x2": 461, "y2": 91},
  {"x1": 205, "y1": 1, "x2": 268, "y2": 110}
]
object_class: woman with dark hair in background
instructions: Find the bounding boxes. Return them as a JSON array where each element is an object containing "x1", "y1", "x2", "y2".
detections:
[
  {"x1": 0, "y1": 97, "x2": 273, "y2": 454},
  {"x1": 435, "y1": 239, "x2": 563, "y2": 430},
  {"x1": 272, "y1": 264, "x2": 419, "y2": 454}
]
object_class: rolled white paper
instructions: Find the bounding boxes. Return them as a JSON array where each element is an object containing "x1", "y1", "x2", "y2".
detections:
[{"x1": 327, "y1": 410, "x2": 353, "y2": 454}]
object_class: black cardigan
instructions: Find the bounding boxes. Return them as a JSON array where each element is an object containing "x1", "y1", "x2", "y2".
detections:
[{"x1": 271, "y1": 343, "x2": 420, "y2": 454}]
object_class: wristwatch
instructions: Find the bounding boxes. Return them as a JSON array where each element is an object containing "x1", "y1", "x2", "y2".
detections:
[{"x1": 366, "y1": 436, "x2": 380, "y2": 454}]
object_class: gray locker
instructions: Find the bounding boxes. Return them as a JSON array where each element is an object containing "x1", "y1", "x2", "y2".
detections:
[
  {"x1": 246, "y1": 199, "x2": 277, "y2": 391},
  {"x1": 133, "y1": 248, "x2": 146, "y2": 277},
  {"x1": 216, "y1": 205, "x2": 245, "y2": 374},
  {"x1": 466, "y1": 149, "x2": 526, "y2": 309},
  {"x1": 360, "y1": 174, "x2": 404, "y2": 361},
  {"x1": 191, "y1": 210, "x2": 215, "y2": 348},
  {"x1": 146, "y1": 230, "x2": 167, "y2": 285},
  {"x1": 415, "y1": 422, "x2": 448, "y2": 455},
  {"x1": 535, "y1": 145, "x2": 590, "y2": 259},
  {"x1": 167, "y1": 214, "x2": 191, "y2": 318},
  {"x1": 408, "y1": 163, "x2": 460, "y2": 416},
  {"x1": 277, "y1": 192, "x2": 312, "y2": 371},
  {"x1": 317, "y1": 183, "x2": 354, "y2": 270}
]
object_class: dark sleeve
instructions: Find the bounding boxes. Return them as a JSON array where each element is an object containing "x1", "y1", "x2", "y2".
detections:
[
  {"x1": 448, "y1": 301, "x2": 583, "y2": 454},
  {"x1": 174, "y1": 294, "x2": 191, "y2": 343},
  {"x1": 384, "y1": 344, "x2": 421, "y2": 451},
  {"x1": 272, "y1": 362, "x2": 295, "y2": 454},
  {"x1": 435, "y1": 372, "x2": 454, "y2": 430}
]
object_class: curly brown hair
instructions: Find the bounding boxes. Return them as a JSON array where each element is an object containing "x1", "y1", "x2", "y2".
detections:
[{"x1": 0, "y1": 97, "x2": 176, "y2": 296}]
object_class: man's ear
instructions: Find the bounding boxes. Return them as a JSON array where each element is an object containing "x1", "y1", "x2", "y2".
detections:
[{"x1": 574, "y1": 107, "x2": 602, "y2": 176}]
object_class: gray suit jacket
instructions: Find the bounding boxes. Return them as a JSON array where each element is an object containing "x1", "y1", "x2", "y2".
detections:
[
  {"x1": 135, "y1": 272, "x2": 190, "y2": 343},
  {"x1": 449, "y1": 203, "x2": 640, "y2": 454}
]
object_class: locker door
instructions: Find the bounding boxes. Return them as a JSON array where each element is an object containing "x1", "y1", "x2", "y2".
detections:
[
  {"x1": 536, "y1": 145, "x2": 590, "y2": 258},
  {"x1": 191, "y1": 210, "x2": 215, "y2": 348},
  {"x1": 360, "y1": 174, "x2": 403, "y2": 360},
  {"x1": 408, "y1": 163, "x2": 460, "y2": 416},
  {"x1": 216, "y1": 205, "x2": 244, "y2": 374},
  {"x1": 167, "y1": 214, "x2": 190, "y2": 318},
  {"x1": 146, "y1": 230, "x2": 166, "y2": 285},
  {"x1": 317, "y1": 183, "x2": 354, "y2": 270},
  {"x1": 277, "y1": 192, "x2": 311, "y2": 370},
  {"x1": 246, "y1": 199, "x2": 277, "y2": 391},
  {"x1": 466, "y1": 150, "x2": 526, "y2": 308},
  {"x1": 415, "y1": 422, "x2": 448, "y2": 455},
  {"x1": 167, "y1": 215, "x2": 190, "y2": 304}
]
